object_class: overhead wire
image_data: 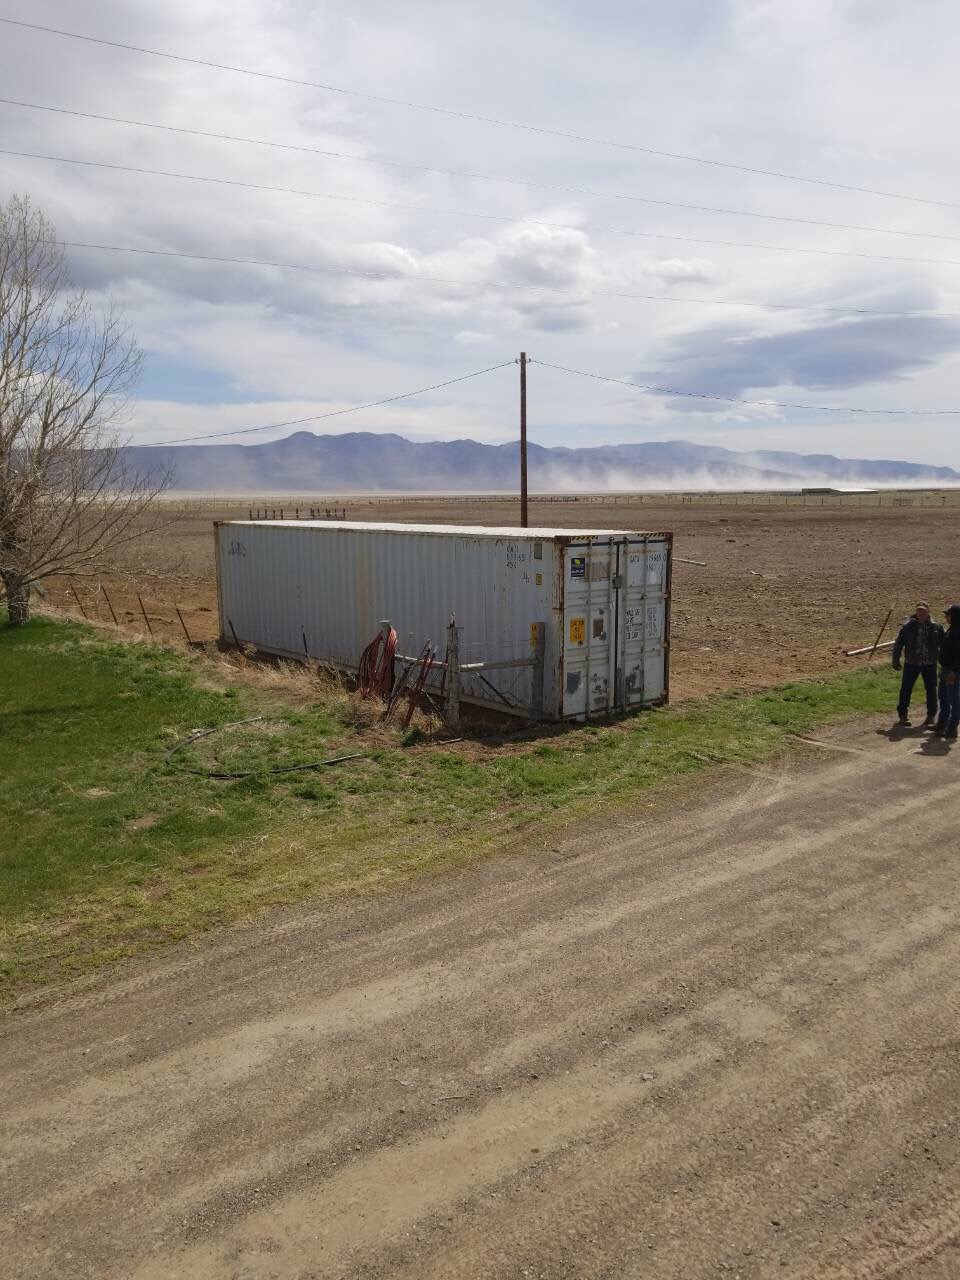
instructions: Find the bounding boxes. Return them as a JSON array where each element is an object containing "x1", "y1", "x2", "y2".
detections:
[
  {"x1": 2, "y1": 120, "x2": 960, "y2": 267},
  {"x1": 52, "y1": 237, "x2": 960, "y2": 321},
  {"x1": 9, "y1": 144, "x2": 960, "y2": 250},
  {"x1": 2, "y1": 15, "x2": 958, "y2": 212},
  {"x1": 6, "y1": 23, "x2": 957, "y2": 434},
  {"x1": 133, "y1": 354, "x2": 960, "y2": 453},
  {"x1": 133, "y1": 350, "x2": 960, "y2": 456},
  {"x1": 530, "y1": 358, "x2": 960, "y2": 416},
  {"x1": 137, "y1": 359, "x2": 516, "y2": 446}
]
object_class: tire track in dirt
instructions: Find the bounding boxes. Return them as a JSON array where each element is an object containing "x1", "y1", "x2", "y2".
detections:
[
  {"x1": 4, "y1": 720, "x2": 960, "y2": 1278},
  {"x1": 9, "y1": 753, "x2": 796, "y2": 1023},
  {"x1": 130, "y1": 902, "x2": 960, "y2": 1280},
  {"x1": 0, "y1": 748, "x2": 921, "y2": 1148},
  {"x1": 394, "y1": 923, "x2": 960, "y2": 1280}
]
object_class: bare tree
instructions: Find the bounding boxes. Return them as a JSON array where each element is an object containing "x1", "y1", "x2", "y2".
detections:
[{"x1": 0, "y1": 193, "x2": 167, "y2": 626}]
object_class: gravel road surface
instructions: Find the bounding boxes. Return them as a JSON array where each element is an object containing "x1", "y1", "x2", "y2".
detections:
[{"x1": 4, "y1": 717, "x2": 960, "y2": 1278}]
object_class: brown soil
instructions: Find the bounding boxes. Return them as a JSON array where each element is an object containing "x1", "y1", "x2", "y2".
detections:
[{"x1": 48, "y1": 495, "x2": 960, "y2": 699}]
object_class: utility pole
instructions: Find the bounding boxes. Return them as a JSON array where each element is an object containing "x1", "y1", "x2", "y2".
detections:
[{"x1": 519, "y1": 351, "x2": 528, "y2": 528}]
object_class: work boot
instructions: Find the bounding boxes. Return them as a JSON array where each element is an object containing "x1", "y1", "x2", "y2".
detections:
[
  {"x1": 924, "y1": 715, "x2": 938, "y2": 728},
  {"x1": 947, "y1": 726, "x2": 958, "y2": 740},
  {"x1": 898, "y1": 711, "x2": 909, "y2": 726},
  {"x1": 934, "y1": 720, "x2": 946, "y2": 734}
]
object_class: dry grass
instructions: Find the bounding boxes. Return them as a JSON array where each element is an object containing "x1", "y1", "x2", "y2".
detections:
[
  {"x1": 40, "y1": 601, "x2": 446, "y2": 745},
  {"x1": 207, "y1": 646, "x2": 444, "y2": 743}
]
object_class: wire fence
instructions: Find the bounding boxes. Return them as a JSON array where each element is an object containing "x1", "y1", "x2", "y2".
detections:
[
  {"x1": 47, "y1": 581, "x2": 540, "y2": 719},
  {"x1": 47, "y1": 578, "x2": 220, "y2": 646},
  {"x1": 453, "y1": 635, "x2": 536, "y2": 709},
  {"x1": 157, "y1": 489, "x2": 960, "y2": 514}
]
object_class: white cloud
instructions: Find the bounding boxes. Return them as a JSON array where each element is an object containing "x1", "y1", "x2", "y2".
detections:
[
  {"x1": 639, "y1": 258, "x2": 717, "y2": 286},
  {"x1": 3, "y1": 0, "x2": 960, "y2": 463},
  {"x1": 131, "y1": 393, "x2": 519, "y2": 446}
]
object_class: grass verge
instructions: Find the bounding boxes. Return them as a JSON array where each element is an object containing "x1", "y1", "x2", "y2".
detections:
[{"x1": 1, "y1": 616, "x2": 898, "y2": 1004}]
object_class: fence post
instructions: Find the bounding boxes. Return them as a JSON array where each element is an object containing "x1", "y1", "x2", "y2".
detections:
[
  {"x1": 530, "y1": 621, "x2": 545, "y2": 720},
  {"x1": 175, "y1": 606, "x2": 193, "y2": 645},
  {"x1": 102, "y1": 586, "x2": 119, "y2": 626},
  {"x1": 69, "y1": 581, "x2": 89, "y2": 620},
  {"x1": 138, "y1": 595, "x2": 154, "y2": 638},
  {"x1": 445, "y1": 615, "x2": 461, "y2": 731}
]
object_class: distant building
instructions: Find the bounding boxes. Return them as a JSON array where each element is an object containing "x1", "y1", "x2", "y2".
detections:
[{"x1": 801, "y1": 486, "x2": 877, "y2": 496}]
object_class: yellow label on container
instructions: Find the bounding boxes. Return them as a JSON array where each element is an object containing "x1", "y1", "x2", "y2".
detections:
[{"x1": 570, "y1": 617, "x2": 586, "y2": 645}]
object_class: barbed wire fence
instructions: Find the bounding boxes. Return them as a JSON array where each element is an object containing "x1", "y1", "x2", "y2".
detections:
[
  {"x1": 45, "y1": 577, "x2": 220, "y2": 646},
  {"x1": 158, "y1": 490, "x2": 960, "y2": 515}
]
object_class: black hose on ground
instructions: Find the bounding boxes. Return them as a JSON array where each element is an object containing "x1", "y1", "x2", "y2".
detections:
[{"x1": 163, "y1": 716, "x2": 364, "y2": 780}]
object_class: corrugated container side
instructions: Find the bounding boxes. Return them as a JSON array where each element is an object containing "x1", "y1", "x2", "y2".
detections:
[
  {"x1": 215, "y1": 522, "x2": 670, "y2": 720},
  {"x1": 217, "y1": 523, "x2": 564, "y2": 715}
]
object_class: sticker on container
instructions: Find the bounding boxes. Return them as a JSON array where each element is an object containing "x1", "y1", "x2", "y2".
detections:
[
  {"x1": 570, "y1": 556, "x2": 586, "y2": 580},
  {"x1": 535, "y1": 572, "x2": 543, "y2": 586},
  {"x1": 569, "y1": 617, "x2": 586, "y2": 645}
]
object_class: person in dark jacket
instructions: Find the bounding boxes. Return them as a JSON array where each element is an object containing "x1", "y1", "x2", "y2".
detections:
[
  {"x1": 936, "y1": 604, "x2": 960, "y2": 739},
  {"x1": 893, "y1": 602, "x2": 943, "y2": 726}
]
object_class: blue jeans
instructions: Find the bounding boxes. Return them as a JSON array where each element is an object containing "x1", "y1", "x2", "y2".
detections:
[
  {"x1": 898, "y1": 663, "x2": 938, "y2": 718},
  {"x1": 940, "y1": 669, "x2": 960, "y2": 730}
]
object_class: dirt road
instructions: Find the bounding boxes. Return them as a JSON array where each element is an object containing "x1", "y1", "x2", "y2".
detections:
[{"x1": 4, "y1": 718, "x2": 960, "y2": 1278}]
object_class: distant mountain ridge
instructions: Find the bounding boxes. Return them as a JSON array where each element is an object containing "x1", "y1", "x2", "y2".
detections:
[{"x1": 123, "y1": 431, "x2": 960, "y2": 493}]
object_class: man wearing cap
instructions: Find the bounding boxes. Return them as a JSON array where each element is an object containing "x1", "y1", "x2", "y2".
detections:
[
  {"x1": 936, "y1": 604, "x2": 960, "y2": 738},
  {"x1": 892, "y1": 602, "x2": 943, "y2": 727}
]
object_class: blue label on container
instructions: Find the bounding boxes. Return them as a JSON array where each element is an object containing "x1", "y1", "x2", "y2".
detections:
[{"x1": 571, "y1": 556, "x2": 586, "y2": 580}]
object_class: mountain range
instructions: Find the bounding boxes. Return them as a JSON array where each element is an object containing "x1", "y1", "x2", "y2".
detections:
[{"x1": 123, "y1": 431, "x2": 960, "y2": 493}]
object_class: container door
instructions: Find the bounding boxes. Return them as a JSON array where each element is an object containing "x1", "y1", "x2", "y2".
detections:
[
  {"x1": 561, "y1": 540, "x2": 618, "y2": 718},
  {"x1": 619, "y1": 537, "x2": 670, "y2": 708}
]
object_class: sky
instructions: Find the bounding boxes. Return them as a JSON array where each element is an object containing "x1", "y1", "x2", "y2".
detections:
[{"x1": 2, "y1": 0, "x2": 960, "y2": 466}]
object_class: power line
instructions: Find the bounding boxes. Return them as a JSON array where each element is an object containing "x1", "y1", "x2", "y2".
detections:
[
  {"x1": 4, "y1": 113, "x2": 960, "y2": 268},
  {"x1": 2, "y1": 15, "x2": 957, "y2": 213},
  {"x1": 55, "y1": 237, "x2": 960, "y2": 320},
  {"x1": 138, "y1": 351, "x2": 960, "y2": 454},
  {"x1": 9, "y1": 147, "x2": 960, "y2": 250},
  {"x1": 14, "y1": 145, "x2": 960, "y2": 254},
  {"x1": 531, "y1": 358, "x2": 960, "y2": 416},
  {"x1": 138, "y1": 360, "x2": 516, "y2": 446}
]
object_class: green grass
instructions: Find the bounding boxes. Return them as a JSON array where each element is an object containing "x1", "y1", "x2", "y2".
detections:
[{"x1": 0, "y1": 617, "x2": 898, "y2": 1002}]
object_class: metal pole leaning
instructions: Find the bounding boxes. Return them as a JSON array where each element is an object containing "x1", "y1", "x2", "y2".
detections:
[{"x1": 867, "y1": 606, "x2": 895, "y2": 666}]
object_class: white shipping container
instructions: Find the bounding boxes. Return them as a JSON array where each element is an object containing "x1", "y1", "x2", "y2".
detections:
[{"x1": 215, "y1": 521, "x2": 672, "y2": 720}]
